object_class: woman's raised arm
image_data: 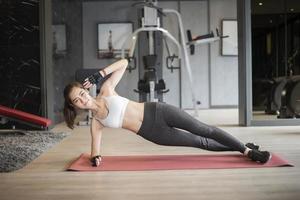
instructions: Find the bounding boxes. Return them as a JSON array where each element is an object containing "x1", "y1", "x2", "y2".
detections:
[{"x1": 83, "y1": 59, "x2": 128, "y2": 91}]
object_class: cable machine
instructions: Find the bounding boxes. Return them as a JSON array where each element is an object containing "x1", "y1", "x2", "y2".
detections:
[{"x1": 122, "y1": 0, "x2": 227, "y2": 116}]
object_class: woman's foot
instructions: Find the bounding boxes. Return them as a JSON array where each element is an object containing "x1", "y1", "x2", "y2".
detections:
[
  {"x1": 248, "y1": 149, "x2": 271, "y2": 164},
  {"x1": 245, "y1": 142, "x2": 260, "y2": 150}
]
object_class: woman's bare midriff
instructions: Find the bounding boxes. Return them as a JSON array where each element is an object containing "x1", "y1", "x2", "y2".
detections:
[{"x1": 122, "y1": 101, "x2": 145, "y2": 133}]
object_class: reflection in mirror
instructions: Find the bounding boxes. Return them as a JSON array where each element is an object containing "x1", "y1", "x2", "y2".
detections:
[{"x1": 251, "y1": 0, "x2": 300, "y2": 120}]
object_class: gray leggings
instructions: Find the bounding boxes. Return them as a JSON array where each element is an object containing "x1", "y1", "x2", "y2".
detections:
[{"x1": 137, "y1": 102, "x2": 246, "y2": 153}]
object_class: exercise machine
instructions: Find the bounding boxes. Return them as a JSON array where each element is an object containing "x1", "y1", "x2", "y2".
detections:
[
  {"x1": 277, "y1": 76, "x2": 300, "y2": 118},
  {"x1": 0, "y1": 104, "x2": 52, "y2": 130},
  {"x1": 126, "y1": 1, "x2": 175, "y2": 103},
  {"x1": 134, "y1": 54, "x2": 170, "y2": 102},
  {"x1": 186, "y1": 28, "x2": 228, "y2": 55},
  {"x1": 264, "y1": 76, "x2": 300, "y2": 119},
  {"x1": 122, "y1": 0, "x2": 200, "y2": 115}
]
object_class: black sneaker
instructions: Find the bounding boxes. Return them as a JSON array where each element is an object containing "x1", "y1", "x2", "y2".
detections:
[
  {"x1": 248, "y1": 149, "x2": 271, "y2": 164},
  {"x1": 245, "y1": 143, "x2": 260, "y2": 150}
]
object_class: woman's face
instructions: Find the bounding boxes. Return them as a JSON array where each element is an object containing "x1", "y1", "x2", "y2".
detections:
[{"x1": 69, "y1": 87, "x2": 93, "y2": 109}]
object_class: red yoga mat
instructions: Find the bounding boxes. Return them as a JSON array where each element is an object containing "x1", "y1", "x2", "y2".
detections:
[
  {"x1": 67, "y1": 153, "x2": 293, "y2": 172},
  {"x1": 67, "y1": 154, "x2": 293, "y2": 171}
]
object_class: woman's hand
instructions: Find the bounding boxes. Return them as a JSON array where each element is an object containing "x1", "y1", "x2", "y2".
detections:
[
  {"x1": 90, "y1": 155, "x2": 102, "y2": 167},
  {"x1": 83, "y1": 71, "x2": 104, "y2": 89},
  {"x1": 83, "y1": 78, "x2": 93, "y2": 89}
]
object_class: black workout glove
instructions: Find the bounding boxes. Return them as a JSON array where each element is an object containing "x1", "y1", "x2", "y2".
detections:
[
  {"x1": 90, "y1": 155, "x2": 102, "y2": 167},
  {"x1": 87, "y1": 71, "x2": 104, "y2": 85}
]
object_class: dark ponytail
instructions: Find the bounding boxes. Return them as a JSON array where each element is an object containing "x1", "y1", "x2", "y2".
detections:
[{"x1": 63, "y1": 82, "x2": 83, "y2": 129}]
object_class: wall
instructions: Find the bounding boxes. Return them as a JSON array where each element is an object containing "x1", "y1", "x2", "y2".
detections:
[
  {"x1": 52, "y1": 0, "x2": 83, "y2": 123},
  {"x1": 209, "y1": 0, "x2": 238, "y2": 107}
]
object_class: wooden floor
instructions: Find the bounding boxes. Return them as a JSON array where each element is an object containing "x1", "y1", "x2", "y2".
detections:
[{"x1": 1, "y1": 109, "x2": 300, "y2": 200}]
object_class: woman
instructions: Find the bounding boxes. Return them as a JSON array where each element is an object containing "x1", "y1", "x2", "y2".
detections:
[{"x1": 63, "y1": 59, "x2": 271, "y2": 167}]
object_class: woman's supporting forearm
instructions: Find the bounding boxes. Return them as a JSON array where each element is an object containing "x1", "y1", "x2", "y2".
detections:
[{"x1": 90, "y1": 129, "x2": 102, "y2": 157}]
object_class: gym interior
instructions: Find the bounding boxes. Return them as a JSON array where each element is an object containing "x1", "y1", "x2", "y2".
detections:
[{"x1": 1, "y1": 0, "x2": 300, "y2": 199}]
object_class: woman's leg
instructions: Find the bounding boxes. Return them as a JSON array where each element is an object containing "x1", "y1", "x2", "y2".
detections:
[
  {"x1": 150, "y1": 126, "x2": 235, "y2": 151},
  {"x1": 138, "y1": 102, "x2": 233, "y2": 151},
  {"x1": 138, "y1": 103, "x2": 270, "y2": 163},
  {"x1": 159, "y1": 103, "x2": 246, "y2": 153}
]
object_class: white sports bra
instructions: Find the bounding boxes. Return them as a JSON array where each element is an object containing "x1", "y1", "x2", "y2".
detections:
[{"x1": 93, "y1": 95, "x2": 129, "y2": 128}]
